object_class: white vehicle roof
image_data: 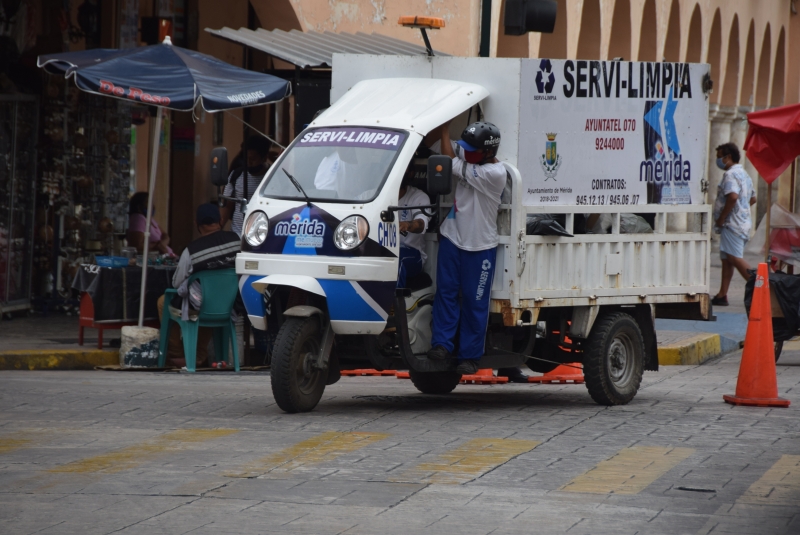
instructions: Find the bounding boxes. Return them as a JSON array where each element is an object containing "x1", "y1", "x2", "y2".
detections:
[{"x1": 310, "y1": 77, "x2": 489, "y2": 136}]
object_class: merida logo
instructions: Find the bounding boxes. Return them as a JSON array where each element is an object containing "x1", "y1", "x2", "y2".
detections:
[
  {"x1": 274, "y1": 214, "x2": 326, "y2": 248},
  {"x1": 640, "y1": 154, "x2": 691, "y2": 183},
  {"x1": 275, "y1": 215, "x2": 325, "y2": 237}
]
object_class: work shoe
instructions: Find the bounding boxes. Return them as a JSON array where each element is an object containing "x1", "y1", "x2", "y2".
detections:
[
  {"x1": 497, "y1": 367, "x2": 529, "y2": 383},
  {"x1": 427, "y1": 345, "x2": 451, "y2": 361},
  {"x1": 455, "y1": 359, "x2": 480, "y2": 375},
  {"x1": 711, "y1": 295, "x2": 729, "y2": 306}
]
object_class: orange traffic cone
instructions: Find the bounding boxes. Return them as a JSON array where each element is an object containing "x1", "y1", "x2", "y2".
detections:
[
  {"x1": 723, "y1": 263, "x2": 790, "y2": 408},
  {"x1": 460, "y1": 368, "x2": 508, "y2": 385},
  {"x1": 528, "y1": 363, "x2": 585, "y2": 384}
]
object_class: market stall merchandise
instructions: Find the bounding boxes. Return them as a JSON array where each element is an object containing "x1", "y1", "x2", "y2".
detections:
[
  {"x1": 38, "y1": 36, "x2": 291, "y2": 328},
  {"x1": 72, "y1": 263, "x2": 175, "y2": 348},
  {"x1": 0, "y1": 95, "x2": 38, "y2": 316}
]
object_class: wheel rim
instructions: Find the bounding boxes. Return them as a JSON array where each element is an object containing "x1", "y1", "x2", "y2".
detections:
[
  {"x1": 607, "y1": 331, "x2": 635, "y2": 388},
  {"x1": 294, "y1": 337, "x2": 322, "y2": 395}
]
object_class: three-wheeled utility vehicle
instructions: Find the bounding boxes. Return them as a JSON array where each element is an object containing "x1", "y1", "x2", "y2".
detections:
[{"x1": 213, "y1": 54, "x2": 714, "y2": 413}]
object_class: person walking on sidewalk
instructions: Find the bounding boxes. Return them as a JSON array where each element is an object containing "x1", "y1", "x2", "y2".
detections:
[
  {"x1": 712, "y1": 142, "x2": 756, "y2": 307},
  {"x1": 425, "y1": 121, "x2": 506, "y2": 376}
]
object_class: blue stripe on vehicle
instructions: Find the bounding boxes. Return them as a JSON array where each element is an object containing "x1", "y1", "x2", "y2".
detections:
[
  {"x1": 317, "y1": 279, "x2": 384, "y2": 322},
  {"x1": 281, "y1": 206, "x2": 317, "y2": 256},
  {"x1": 239, "y1": 275, "x2": 265, "y2": 320}
]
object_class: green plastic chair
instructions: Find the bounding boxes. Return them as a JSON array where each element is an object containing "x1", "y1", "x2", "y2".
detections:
[{"x1": 158, "y1": 268, "x2": 240, "y2": 372}]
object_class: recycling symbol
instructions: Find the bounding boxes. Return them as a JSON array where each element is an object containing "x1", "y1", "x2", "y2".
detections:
[{"x1": 535, "y1": 59, "x2": 555, "y2": 94}]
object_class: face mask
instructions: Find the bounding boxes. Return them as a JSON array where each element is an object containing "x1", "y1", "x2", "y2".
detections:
[
  {"x1": 464, "y1": 150, "x2": 483, "y2": 164},
  {"x1": 716, "y1": 157, "x2": 726, "y2": 170}
]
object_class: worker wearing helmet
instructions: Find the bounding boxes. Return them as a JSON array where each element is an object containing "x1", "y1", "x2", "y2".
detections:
[{"x1": 426, "y1": 120, "x2": 507, "y2": 375}]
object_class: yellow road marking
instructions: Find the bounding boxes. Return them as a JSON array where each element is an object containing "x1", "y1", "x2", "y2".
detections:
[
  {"x1": 561, "y1": 446, "x2": 694, "y2": 495},
  {"x1": 49, "y1": 429, "x2": 238, "y2": 474},
  {"x1": 739, "y1": 455, "x2": 800, "y2": 506},
  {"x1": 0, "y1": 437, "x2": 32, "y2": 455},
  {"x1": 226, "y1": 431, "x2": 390, "y2": 478},
  {"x1": 395, "y1": 438, "x2": 540, "y2": 484}
]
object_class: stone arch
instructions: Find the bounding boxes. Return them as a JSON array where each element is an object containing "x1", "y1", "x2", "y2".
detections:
[
  {"x1": 771, "y1": 27, "x2": 786, "y2": 106},
  {"x1": 740, "y1": 20, "x2": 756, "y2": 107},
  {"x1": 637, "y1": 0, "x2": 657, "y2": 61},
  {"x1": 497, "y1": 0, "x2": 529, "y2": 58},
  {"x1": 539, "y1": 0, "x2": 567, "y2": 58},
  {"x1": 707, "y1": 9, "x2": 722, "y2": 103},
  {"x1": 685, "y1": 3, "x2": 702, "y2": 63},
  {"x1": 720, "y1": 15, "x2": 740, "y2": 107},
  {"x1": 755, "y1": 24, "x2": 772, "y2": 108},
  {"x1": 663, "y1": 0, "x2": 681, "y2": 62},
  {"x1": 608, "y1": 0, "x2": 631, "y2": 60},
  {"x1": 576, "y1": 0, "x2": 601, "y2": 59}
]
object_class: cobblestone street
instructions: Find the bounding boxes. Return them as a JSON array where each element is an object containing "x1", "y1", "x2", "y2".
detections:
[{"x1": 1, "y1": 350, "x2": 798, "y2": 535}]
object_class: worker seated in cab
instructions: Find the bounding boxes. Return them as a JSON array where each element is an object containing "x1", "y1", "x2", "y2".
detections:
[{"x1": 397, "y1": 162, "x2": 432, "y2": 288}]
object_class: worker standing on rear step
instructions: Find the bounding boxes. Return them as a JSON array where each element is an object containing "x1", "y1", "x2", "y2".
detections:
[{"x1": 426, "y1": 121, "x2": 507, "y2": 375}]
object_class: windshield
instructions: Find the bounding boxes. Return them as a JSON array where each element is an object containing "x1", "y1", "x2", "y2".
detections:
[{"x1": 260, "y1": 127, "x2": 408, "y2": 203}]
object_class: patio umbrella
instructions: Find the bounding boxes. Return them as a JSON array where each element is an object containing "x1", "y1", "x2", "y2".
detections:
[
  {"x1": 744, "y1": 104, "x2": 800, "y2": 261},
  {"x1": 38, "y1": 36, "x2": 291, "y2": 327}
]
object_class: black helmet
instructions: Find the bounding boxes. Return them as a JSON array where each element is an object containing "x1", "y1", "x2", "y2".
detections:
[{"x1": 459, "y1": 121, "x2": 501, "y2": 159}]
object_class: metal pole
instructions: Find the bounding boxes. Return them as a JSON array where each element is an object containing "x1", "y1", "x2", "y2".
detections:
[
  {"x1": 765, "y1": 179, "x2": 772, "y2": 265},
  {"x1": 137, "y1": 107, "x2": 163, "y2": 327},
  {"x1": 420, "y1": 28, "x2": 434, "y2": 56}
]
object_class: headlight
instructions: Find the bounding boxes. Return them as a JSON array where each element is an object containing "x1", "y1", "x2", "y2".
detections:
[
  {"x1": 334, "y1": 215, "x2": 369, "y2": 250},
  {"x1": 244, "y1": 211, "x2": 269, "y2": 247}
]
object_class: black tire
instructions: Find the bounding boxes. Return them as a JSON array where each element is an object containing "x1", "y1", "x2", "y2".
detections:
[
  {"x1": 584, "y1": 312, "x2": 645, "y2": 406},
  {"x1": 270, "y1": 317, "x2": 328, "y2": 413},
  {"x1": 408, "y1": 370, "x2": 462, "y2": 395}
]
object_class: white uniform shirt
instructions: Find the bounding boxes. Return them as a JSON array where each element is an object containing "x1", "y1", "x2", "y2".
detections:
[
  {"x1": 398, "y1": 185, "x2": 431, "y2": 262},
  {"x1": 713, "y1": 164, "x2": 755, "y2": 240},
  {"x1": 431, "y1": 140, "x2": 507, "y2": 251}
]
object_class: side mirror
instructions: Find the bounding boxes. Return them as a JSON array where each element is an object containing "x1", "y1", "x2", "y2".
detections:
[
  {"x1": 427, "y1": 155, "x2": 452, "y2": 196},
  {"x1": 210, "y1": 147, "x2": 228, "y2": 186}
]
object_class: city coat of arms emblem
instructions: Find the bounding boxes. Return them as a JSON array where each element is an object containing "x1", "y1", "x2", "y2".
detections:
[{"x1": 540, "y1": 132, "x2": 562, "y2": 180}]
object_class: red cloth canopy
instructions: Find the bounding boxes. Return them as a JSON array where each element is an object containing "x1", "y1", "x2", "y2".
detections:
[{"x1": 744, "y1": 103, "x2": 800, "y2": 183}]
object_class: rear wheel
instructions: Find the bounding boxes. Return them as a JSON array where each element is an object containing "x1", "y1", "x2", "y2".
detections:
[
  {"x1": 271, "y1": 317, "x2": 328, "y2": 413},
  {"x1": 408, "y1": 370, "x2": 461, "y2": 394},
  {"x1": 583, "y1": 312, "x2": 644, "y2": 406}
]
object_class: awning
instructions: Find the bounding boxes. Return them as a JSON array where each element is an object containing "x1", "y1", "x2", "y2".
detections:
[{"x1": 205, "y1": 27, "x2": 449, "y2": 69}]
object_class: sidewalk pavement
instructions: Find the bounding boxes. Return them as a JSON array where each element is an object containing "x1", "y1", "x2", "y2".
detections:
[{"x1": 0, "y1": 250, "x2": 761, "y2": 369}]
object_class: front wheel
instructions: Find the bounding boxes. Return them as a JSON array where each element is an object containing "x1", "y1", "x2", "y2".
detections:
[
  {"x1": 408, "y1": 370, "x2": 461, "y2": 394},
  {"x1": 583, "y1": 312, "x2": 644, "y2": 406},
  {"x1": 271, "y1": 317, "x2": 328, "y2": 413}
]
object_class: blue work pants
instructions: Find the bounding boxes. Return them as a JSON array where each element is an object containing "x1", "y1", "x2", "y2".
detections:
[
  {"x1": 397, "y1": 245, "x2": 424, "y2": 288},
  {"x1": 431, "y1": 237, "x2": 497, "y2": 361}
]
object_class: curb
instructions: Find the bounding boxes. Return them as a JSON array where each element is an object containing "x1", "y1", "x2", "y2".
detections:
[
  {"x1": 657, "y1": 333, "x2": 722, "y2": 366},
  {"x1": 0, "y1": 350, "x2": 118, "y2": 370}
]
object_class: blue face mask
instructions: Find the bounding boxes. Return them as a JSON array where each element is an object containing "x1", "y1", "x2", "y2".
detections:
[{"x1": 716, "y1": 157, "x2": 727, "y2": 170}]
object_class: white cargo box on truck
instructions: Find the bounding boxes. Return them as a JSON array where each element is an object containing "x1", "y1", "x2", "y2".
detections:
[{"x1": 328, "y1": 54, "x2": 713, "y2": 324}]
